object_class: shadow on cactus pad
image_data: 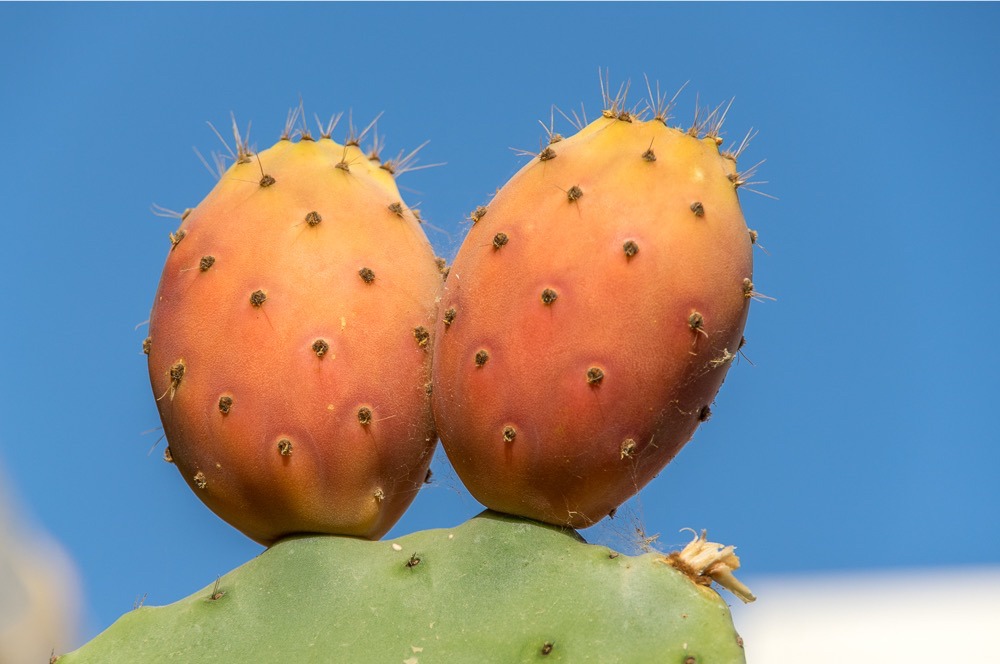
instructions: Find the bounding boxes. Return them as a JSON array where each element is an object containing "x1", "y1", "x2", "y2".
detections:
[{"x1": 58, "y1": 512, "x2": 747, "y2": 663}]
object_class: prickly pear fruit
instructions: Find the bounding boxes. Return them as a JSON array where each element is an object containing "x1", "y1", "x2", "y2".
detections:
[
  {"x1": 146, "y1": 116, "x2": 441, "y2": 544},
  {"x1": 432, "y1": 97, "x2": 756, "y2": 528},
  {"x1": 57, "y1": 513, "x2": 749, "y2": 663}
]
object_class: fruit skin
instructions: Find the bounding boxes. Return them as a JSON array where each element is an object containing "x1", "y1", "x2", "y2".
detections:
[
  {"x1": 433, "y1": 113, "x2": 754, "y2": 528},
  {"x1": 56, "y1": 512, "x2": 747, "y2": 663},
  {"x1": 146, "y1": 128, "x2": 441, "y2": 545}
]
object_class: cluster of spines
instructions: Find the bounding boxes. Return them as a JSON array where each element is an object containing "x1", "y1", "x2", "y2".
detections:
[
  {"x1": 500, "y1": 72, "x2": 767, "y2": 200},
  {"x1": 189, "y1": 103, "x2": 440, "y2": 187}
]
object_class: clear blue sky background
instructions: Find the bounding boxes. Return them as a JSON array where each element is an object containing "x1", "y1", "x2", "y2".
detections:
[{"x1": 2, "y1": 3, "x2": 998, "y2": 647}]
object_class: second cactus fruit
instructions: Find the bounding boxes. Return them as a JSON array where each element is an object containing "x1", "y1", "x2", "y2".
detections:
[{"x1": 432, "y1": 98, "x2": 756, "y2": 527}]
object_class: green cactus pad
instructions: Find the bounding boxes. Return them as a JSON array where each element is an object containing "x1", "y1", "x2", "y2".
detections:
[{"x1": 60, "y1": 512, "x2": 746, "y2": 663}]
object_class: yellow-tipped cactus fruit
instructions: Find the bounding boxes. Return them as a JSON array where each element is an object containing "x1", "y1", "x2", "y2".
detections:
[{"x1": 146, "y1": 113, "x2": 441, "y2": 544}]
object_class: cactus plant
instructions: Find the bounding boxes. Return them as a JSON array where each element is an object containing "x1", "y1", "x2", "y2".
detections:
[
  {"x1": 432, "y1": 87, "x2": 758, "y2": 528},
  {"x1": 145, "y1": 111, "x2": 442, "y2": 544},
  {"x1": 87, "y1": 83, "x2": 763, "y2": 662},
  {"x1": 57, "y1": 512, "x2": 749, "y2": 663}
]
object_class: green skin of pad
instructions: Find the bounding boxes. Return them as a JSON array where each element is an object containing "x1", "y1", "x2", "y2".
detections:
[{"x1": 59, "y1": 512, "x2": 747, "y2": 663}]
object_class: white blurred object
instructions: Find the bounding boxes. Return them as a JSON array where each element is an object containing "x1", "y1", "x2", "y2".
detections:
[
  {"x1": 0, "y1": 463, "x2": 81, "y2": 664},
  {"x1": 731, "y1": 566, "x2": 1000, "y2": 663}
]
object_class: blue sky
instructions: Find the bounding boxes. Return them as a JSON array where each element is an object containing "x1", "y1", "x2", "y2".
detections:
[{"x1": 1, "y1": 3, "x2": 998, "y2": 646}]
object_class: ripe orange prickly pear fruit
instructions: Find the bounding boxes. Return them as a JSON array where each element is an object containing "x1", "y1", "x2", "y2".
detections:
[
  {"x1": 146, "y1": 116, "x2": 441, "y2": 544},
  {"x1": 432, "y1": 98, "x2": 758, "y2": 528}
]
